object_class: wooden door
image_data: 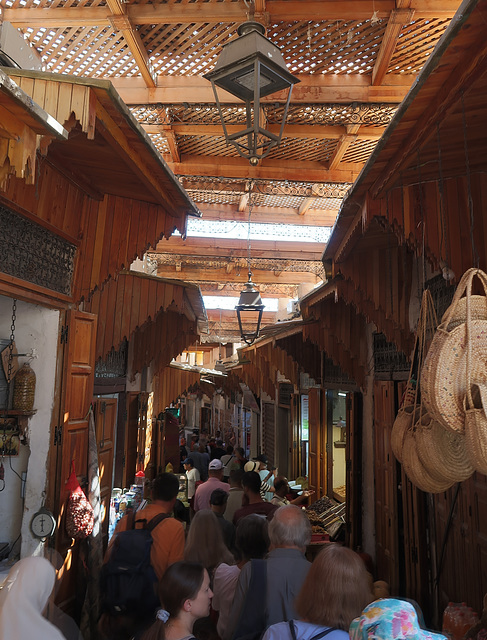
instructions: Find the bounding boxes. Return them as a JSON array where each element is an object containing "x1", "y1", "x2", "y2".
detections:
[
  {"x1": 308, "y1": 388, "x2": 320, "y2": 495},
  {"x1": 123, "y1": 392, "x2": 139, "y2": 488},
  {"x1": 346, "y1": 392, "x2": 362, "y2": 550},
  {"x1": 52, "y1": 309, "x2": 97, "y2": 614},
  {"x1": 326, "y1": 390, "x2": 334, "y2": 499},
  {"x1": 93, "y1": 397, "x2": 117, "y2": 546},
  {"x1": 374, "y1": 380, "x2": 399, "y2": 592},
  {"x1": 136, "y1": 392, "x2": 149, "y2": 472}
]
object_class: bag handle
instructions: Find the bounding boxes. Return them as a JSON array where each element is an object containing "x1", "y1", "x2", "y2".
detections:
[
  {"x1": 439, "y1": 268, "x2": 487, "y2": 334},
  {"x1": 464, "y1": 270, "x2": 487, "y2": 410}
]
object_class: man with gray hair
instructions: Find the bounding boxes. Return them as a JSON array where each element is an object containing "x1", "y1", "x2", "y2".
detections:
[{"x1": 229, "y1": 505, "x2": 312, "y2": 639}]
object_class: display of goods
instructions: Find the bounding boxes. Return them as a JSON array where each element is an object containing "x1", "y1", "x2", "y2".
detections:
[
  {"x1": 391, "y1": 406, "x2": 420, "y2": 463},
  {"x1": 12, "y1": 362, "x2": 36, "y2": 411},
  {"x1": 307, "y1": 496, "x2": 334, "y2": 514}
]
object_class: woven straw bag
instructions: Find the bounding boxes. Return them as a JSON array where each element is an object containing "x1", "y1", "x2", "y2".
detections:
[
  {"x1": 464, "y1": 285, "x2": 487, "y2": 474},
  {"x1": 422, "y1": 269, "x2": 487, "y2": 432},
  {"x1": 402, "y1": 420, "x2": 456, "y2": 493},
  {"x1": 391, "y1": 405, "x2": 419, "y2": 464},
  {"x1": 415, "y1": 411, "x2": 473, "y2": 483},
  {"x1": 391, "y1": 290, "x2": 437, "y2": 464}
]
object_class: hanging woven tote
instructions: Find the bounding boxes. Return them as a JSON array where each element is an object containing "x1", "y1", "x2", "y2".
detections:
[
  {"x1": 401, "y1": 419, "x2": 456, "y2": 493},
  {"x1": 464, "y1": 285, "x2": 487, "y2": 474},
  {"x1": 391, "y1": 289, "x2": 437, "y2": 464},
  {"x1": 422, "y1": 268, "x2": 487, "y2": 432},
  {"x1": 415, "y1": 410, "x2": 473, "y2": 483}
]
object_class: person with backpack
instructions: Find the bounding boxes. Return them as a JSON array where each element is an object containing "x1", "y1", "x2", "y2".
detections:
[
  {"x1": 107, "y1": 472, "x2": 185, "y2": 580},
  {"x1": 140, "y1": 561, "x2": 213, "y2": 640},
  {"x1": 261, "y1": 544, "x2": 373, "y2": 640}
]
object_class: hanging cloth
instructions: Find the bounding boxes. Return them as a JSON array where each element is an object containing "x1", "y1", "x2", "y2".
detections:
[
  {"x1": 80, "y1": 405, "x2": 104, "y2": 640},
  {"x1": 0, "y1": 556, "x2": 65, "y2": 640}
]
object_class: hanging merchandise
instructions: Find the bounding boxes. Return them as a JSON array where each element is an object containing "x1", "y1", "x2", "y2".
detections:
[
  {"x1": 464, "y1": 276, "x2": 487, "y2": 474},
  {"x1": 65, "y1": 461, "x2": 94, "y2": 540},
  {"x1": 422, "y1": 268, "x2": 487, "y2": 433},
  {"x1": 12, "y1": 362, "x2": 36, "y2": 411},
  {"x1": 391, "y1": 289, "x2": 435, "y2": 464},
  {"x1": 392, "y1": 289, "x2": 474, "y2": 493}
]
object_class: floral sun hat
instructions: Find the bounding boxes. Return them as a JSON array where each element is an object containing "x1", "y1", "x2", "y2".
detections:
[{"x1": 349, "y1": 599, "x2": 447, "y2": 640}]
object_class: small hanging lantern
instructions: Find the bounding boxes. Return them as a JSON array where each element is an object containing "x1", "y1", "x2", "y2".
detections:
[
  {"x1": 204, "y1": 21, "x2": 299, "y2": 165},
  {"x1": 236, "y1": 272, "x2": 265, "y2": 345}
]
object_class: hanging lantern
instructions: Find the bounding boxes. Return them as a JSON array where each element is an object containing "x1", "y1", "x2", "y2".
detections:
[
  {"x1": 235, "y1": 273, "x2": 265, "y2": 345},
  {"x1": 204, "y1": 21, "x2": 299, "y2": 165}
]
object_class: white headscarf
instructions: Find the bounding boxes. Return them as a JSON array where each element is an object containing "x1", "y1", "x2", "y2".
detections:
[{"x1": 0, "y1": 556, "x2": 65, "y2": 640}]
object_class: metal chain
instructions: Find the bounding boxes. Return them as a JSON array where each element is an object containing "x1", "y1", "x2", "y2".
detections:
[{"x1": 247, "y1": 180, "x2": 254, "y2": 279}]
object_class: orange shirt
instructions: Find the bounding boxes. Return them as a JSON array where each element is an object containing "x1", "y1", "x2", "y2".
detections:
[{"x1": 113, "y1": 503, "x2": 185, "y2": 580}]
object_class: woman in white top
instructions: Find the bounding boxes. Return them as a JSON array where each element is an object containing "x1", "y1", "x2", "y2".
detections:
[{"x1": 261, "y1": 544, "x2": 373, "y2": 640}]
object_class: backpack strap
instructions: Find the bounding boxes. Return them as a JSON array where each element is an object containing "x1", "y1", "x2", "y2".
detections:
[
  {"x1": 288, "y1": 622, "x2": 338, "y2": 640},
  {"x1": 310, "y1": 627, "x2": 339, "y2": 640},
  {"x1": 288, "y1": 620, "x2": 298, "y2": 640},
  {"x1": 146, "y1": 512, "x2": 171, "y2": 532}
]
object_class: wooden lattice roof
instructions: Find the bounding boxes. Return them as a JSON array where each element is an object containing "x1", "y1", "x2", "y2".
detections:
[{"x1": 0, "y1": 0, "x2": 464, "y2": 325}]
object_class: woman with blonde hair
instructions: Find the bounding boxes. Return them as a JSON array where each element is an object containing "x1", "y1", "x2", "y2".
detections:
[
  {"x1": 184, "y1": 510, "x2": 234, "y2": 577},
  {"x1": 261, "y1": 543, "x2": 373, "y2": 640}
]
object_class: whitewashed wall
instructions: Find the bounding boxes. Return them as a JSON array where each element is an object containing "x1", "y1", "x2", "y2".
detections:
[{"x1": 0, "y1": 296, "x2": 59, "y2": 559}]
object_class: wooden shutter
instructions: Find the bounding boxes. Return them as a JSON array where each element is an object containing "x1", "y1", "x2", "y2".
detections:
[
  {"x1": 123, "y1": 391, "x2": 139, "y2": 488},
  {"x1": 374, "y1": 380, "x2": 399, "y2": 592},
  {"x1": 262, "y1": 401, "x2": 275, "y2": 466},
  {"x1": 93, "y1": 397, "x2": 117, "y2": 545},
  {"x1": 346, "y1": 392, "x2": 362, "y2": 549},
  {"x1": 52, "y1": 309, "x2": 97, "y2": 613},
  {"x1": 308, "y1": 388, "x2": 320, "y2": 496}
]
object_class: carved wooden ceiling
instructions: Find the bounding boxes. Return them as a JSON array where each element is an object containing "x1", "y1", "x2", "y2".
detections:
[{"x1": 1, "y1": 0, "x2": 462, "y2": 340}]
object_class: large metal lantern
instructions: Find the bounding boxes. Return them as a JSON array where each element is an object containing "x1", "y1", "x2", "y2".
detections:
[
  {"x1": 235, "y1": 273, "x2": 265, "y2": 345},
  {"x1": 204, "y1": 21, "x2": 299, "y2": 164}
]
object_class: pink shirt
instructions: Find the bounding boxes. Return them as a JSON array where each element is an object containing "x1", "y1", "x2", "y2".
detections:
[{"x1": 194, "y1": 477, "x2": 230, "y2": 511}]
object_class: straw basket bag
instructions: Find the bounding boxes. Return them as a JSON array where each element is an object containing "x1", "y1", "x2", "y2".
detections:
[
  {"x1": 415, "y1": 411, "x2": 473, "y2": 483},
  {"x1": 422, "y1": 269, "x2": 487, "y2": 432},
  {"x1": 464, "y1": 288, "x2": 487, "y2": 474},
  {"x1": 401, "y1": 417, "x2": 456, "y2": 493},
  {"x1": 391, "y1": 290, "x2": 437, "y2": 464}
]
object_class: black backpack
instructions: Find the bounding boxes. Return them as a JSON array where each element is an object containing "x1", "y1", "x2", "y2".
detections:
[{"x1": 100, "y1": 512, "x2": 170, "y2": 618}]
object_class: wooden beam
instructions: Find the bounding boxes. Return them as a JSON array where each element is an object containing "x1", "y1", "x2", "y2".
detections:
[
  {"x1": 94, "y1": 99, "x2": 174, "y2": 209},
  {"x1": 161, "y1": 125, "x2": 180, "y2": 163},
  {"x1": 372, "y1": 8, "x2": 415, "y2": 86},
  {"x1": 372, "y1": 30, "x2": 487, "y2": 197},
  {"x1": 197, "y1": 203, "x2": 339, "y2": 227},
  {"x1": 168, "y1": 155, "x2": 361, "y2": 183},
  {"x1": 327, "y1": 124, "x2": 360, "y2": 170},
  {"x1": 4, "y1": 2, "x2": 460, "y2": 27},
  {"x1": 200, "y1": 285, "x2": 297, "y2": 299},
  {"x1": 110, "y1": 74, "x2": 413, "y2": 105},
  {"x1": 153, "y1": 236, "x2": 325, "y2": 261},
  {"x1": 106, "y1": 0, "x2": 156, "y2": 88},
  {"x1": 142, "y1": 123, "x2": 385, "y2": 141},
  {"x1": 298, "y1": 198, "x2": 313, "y2": 215},
  {"x1": 155, "y1": 266, "x2": 321, "y2": 285}
]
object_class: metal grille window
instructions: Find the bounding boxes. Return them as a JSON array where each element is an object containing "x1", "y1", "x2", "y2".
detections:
[
  {"x1": 95, "y1": 339, "x2": 128, "y2": 378},
  {"x1": 0, "y1": 205, "x2": 76, "y2": 296},
  {"x1": 373, "y1": 333, "x2": 410, "y2": 375}
]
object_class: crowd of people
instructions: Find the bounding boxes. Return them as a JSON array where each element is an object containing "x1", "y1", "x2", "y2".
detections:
[{"x1": 0, "y1": 438, "x2": 448, "y2": 640}]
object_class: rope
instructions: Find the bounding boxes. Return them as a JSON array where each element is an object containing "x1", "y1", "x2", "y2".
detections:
[{"x1": 461, "y1": 92, "x2": 479, "y2": 269}]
